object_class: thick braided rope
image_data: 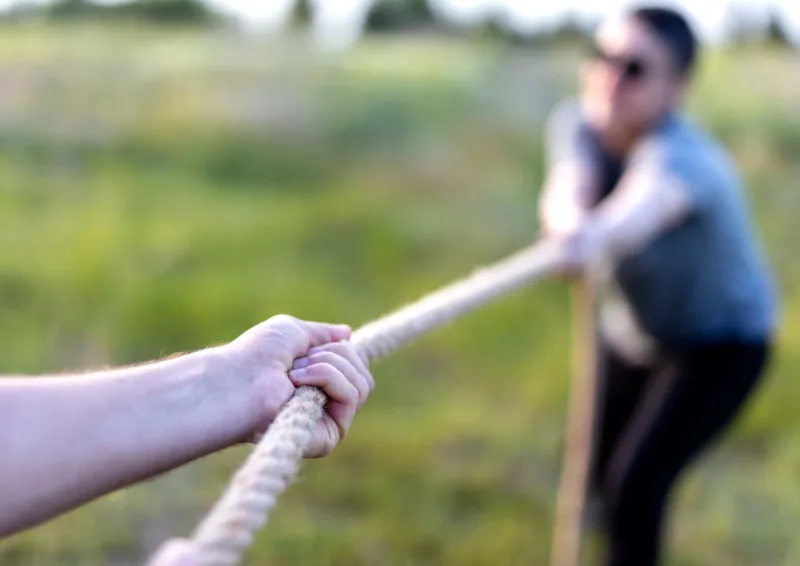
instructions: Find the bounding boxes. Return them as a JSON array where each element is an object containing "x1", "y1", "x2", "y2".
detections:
[{"x1": 175, "y1": 238, "x2": 567, "y2": 566}]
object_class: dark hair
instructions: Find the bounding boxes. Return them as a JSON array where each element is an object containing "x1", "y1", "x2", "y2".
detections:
[{"x1": 628, "y1": 5, "x2": 698, "y2": 76}]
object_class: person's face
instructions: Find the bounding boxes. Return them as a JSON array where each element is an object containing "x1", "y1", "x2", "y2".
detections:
[{"x1": 580, "y1": 16, "x2": 686, "y2": 140}]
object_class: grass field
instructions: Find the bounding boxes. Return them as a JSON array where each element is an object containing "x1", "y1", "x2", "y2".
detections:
[{"x1": 1, "y1": 23, "x2": 800, "y2": 566}]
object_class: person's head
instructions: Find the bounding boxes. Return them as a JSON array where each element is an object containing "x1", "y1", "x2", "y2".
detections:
[{"x1": 579, "y1": 5, "x2": 698, "y2": 151}]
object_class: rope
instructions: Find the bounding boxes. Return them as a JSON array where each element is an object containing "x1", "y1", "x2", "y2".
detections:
[
  {"x1": 154, "y1": 237, "x2": 568, "y2": 566},
  {"x1": 549, "y1": 277, "x2": 605, "y2": 566}
]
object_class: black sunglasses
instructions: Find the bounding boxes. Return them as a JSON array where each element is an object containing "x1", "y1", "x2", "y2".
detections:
[{"x1": 589, "y1": 44, "x2": 649, "y2": 81}]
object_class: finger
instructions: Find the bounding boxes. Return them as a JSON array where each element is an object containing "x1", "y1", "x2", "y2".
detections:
[
  {"x1": 298, "y1": 350, "x2": 370, "y2": 406},
  {"x1": 322, "y1": 400, "x2": 358, "y2": 445},
  {"x1": 306, "y1": 342, "x2": 373, "y2": 393},
  {"x1": 289, "y1": 363, "x2": 359, "y2": 437},
  {"x1": 146, "y1": 539, "x2": 199, "y2": 566},
  {"x1": 289, "y1": 363, "x2": 359, "y2": 407},
  {"x1": 297, "y1": 320, "x2": 352, "y2": 349}
]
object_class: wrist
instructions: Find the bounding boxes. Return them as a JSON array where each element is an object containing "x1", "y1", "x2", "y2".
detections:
[
  {"x1": 577, "y1": 219, "x2": 612, "y2": 267},
  {"x1": 188, "y1": 345, "x2": 267, "y2": 447},
  {"x1": 542, "y1": 210, "x2": 589, "y2": 238},
  {"x1": 202, "y1": 344, "x2": 293, "y2": 445}
]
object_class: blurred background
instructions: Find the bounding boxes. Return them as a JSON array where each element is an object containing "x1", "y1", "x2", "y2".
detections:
[{"x1": 0, "y1": 0, "x2": 799, "y2": 564}]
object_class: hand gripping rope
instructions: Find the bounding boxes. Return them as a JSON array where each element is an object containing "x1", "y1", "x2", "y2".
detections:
[{"x1": 150, "y1": 238, "x2": 571, "y2": 566}]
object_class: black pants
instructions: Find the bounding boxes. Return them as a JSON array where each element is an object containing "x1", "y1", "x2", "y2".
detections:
[{"x1": 589, "y1": 337, "x2": 771, "y2": 566}]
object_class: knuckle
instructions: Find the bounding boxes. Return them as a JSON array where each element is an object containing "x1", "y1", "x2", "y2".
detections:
[
  {"x1": 323, "y1": 341, "x2": 346, "y2": 353},
  {"x1": 322, "y1": 342, "x2": 353, "y2": 360},
  {"x1": 357, "y1": 372, "x2": 371, "y2": 391},
  {"x1": 346, "y1": 382, "x2": 360, "y2": 403},
  {"x1": 309, "y1": 351, "x2": 339, "y2": 365},
  {"x1": 356, "y1": 349, "x2": 370, "y2": 367},
  {"x1": 324, "y1": 341, "x2": 355, "y2": 356},
  {"x1": 266, "y1": 314, "x2": 302, "y2": 333},
  {"x1": 268, "y1": 313, "x2": 293, "y2": 325},
  {"x1": 309, "y1": 361, "x2": 338, "y2": 376}
]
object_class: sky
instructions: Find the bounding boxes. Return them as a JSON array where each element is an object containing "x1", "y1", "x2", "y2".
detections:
[
  {"x1": 222, "y1": 0, "x2": 800, "y2": 52},
  {"x1": 2, "y1": 0, "x2": 799, "y2": 48},
  {"x1": 202, "y1": 0, "x2": 800, "y2": 43}
]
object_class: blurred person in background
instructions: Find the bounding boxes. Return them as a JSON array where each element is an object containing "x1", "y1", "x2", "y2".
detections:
[
  {"x1": 0, "y1": 315, "x2": 374, "y2": 565},
  {"x1": 538, "y1": 4, "x2": 778, "y2": 566}
]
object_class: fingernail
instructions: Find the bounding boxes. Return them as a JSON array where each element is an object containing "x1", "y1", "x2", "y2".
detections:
[
  {"x1": 293, "y1": 357, "x2": 310, "y2": 370},
  {"x1": 289, "y1": 368, "x2": 306, "y2": 381}
]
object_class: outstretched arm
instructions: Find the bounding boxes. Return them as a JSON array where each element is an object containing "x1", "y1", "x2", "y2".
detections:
[
  {"x1": 582, "y1": 162, "x2": 692, "y2": 259},
  {"x1": 0, "y1": 316, "x2": 373, "y2": 538},
  {"x1": 538, "y1": 101, "x2": 601, "y2": 236},
  {"x1": 539, "y1": 161, "x2": 600, "y2": 236},
  {"x1": 564, "y1": 144, "x2": 699, "y2": 269},
  {"x1": 0, "y1": 348, "x2": 246, "y2": 536}
]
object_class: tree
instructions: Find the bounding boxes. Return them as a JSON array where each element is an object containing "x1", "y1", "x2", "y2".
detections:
[
  {"x1": 365, "y1": 0, "x2": 434, "y2": 32},
  {"x1": 291, "y1": 0, "x2": 313, "y2": 28},
  {"x1": 765, "y1": 7, "x2": 794, "y2": 48},
  {"x1": 47, "y1": 0, "x2": 96, "y2": 19},
  {"x1": 46, "y1": 0, "x2": 224, "y2": 26}
]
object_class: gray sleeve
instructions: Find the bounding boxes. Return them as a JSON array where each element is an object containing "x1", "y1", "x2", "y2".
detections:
[{"x1": 544, "y1": 99, "x2": 598, "y2": 168}]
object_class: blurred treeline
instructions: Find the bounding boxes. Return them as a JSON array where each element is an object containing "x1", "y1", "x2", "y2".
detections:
[{"x1": 2, "y1": 0, "x2": 798, "y2": 49}]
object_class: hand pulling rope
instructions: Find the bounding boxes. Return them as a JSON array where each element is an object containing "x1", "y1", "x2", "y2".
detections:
[{"x1": 151, "y1": 238, "x2": 568, "y2": 566}]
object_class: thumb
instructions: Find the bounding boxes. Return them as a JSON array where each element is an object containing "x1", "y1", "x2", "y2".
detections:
[{"x1": 146, "y1": 539, "x2": 199, "y2": 566}]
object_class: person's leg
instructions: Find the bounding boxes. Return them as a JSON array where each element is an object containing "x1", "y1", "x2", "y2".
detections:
[
  {"x1": 589, "y1": 341, "x2": 653, "y2": 506},
  {"x1": 601, "y1": 340, "x2": 770, "y2": 566}
]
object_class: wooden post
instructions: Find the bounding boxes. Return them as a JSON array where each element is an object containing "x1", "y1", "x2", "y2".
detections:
[{"x1": 549, "y1": 276, "x2": 604, "y2": 566}]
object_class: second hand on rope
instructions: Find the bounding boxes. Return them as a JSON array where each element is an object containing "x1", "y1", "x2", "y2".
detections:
[{"x1": 165, "y1": 237, "x2": 568, "y2": 566}]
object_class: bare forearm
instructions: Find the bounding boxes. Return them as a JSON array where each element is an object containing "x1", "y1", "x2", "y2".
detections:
[
  {"x1": 538, "y1": 162, "x2": 599, "y2": 235},
  {"x1": 0, "y1": 347, "x2": 257, "y2": 537},
  {"x1": 582, "y1": 168, "x2": 691, "y2": 259}
]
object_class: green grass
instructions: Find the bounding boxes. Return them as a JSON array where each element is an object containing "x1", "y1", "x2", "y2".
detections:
[{"x1": 0, "y1": 25, "x2": 799, "y2": 565}]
